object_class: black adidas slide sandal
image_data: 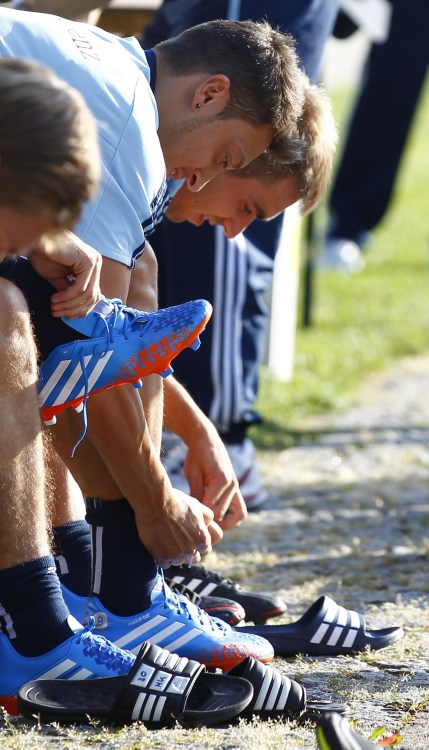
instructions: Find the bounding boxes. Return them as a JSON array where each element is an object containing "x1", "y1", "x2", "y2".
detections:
[
  {"x1": 241, "y1": 596, "x2": 403, "y2": 656},
  {"x1": 228, "y1": 657, "x2": 347, "y2": 721},
  {"x1": 17, "y1": 641, "x2": 253, "y2": 727}
]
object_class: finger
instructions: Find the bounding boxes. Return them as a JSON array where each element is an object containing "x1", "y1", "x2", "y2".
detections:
[
  {"x1": 51, "y1": 300, "x2": 97, "y2": 318},
  {"x1": 173, "y1": 550, "x2": 204, "y2": 567},
  {"x1": 168, "y1": 556, "x2": 192, "y2": 567},
  {"x1": 198, "y1": 472, "x2": 229, "y2": 508},
  {"x1": 207, "y1": 519, "x2": 223, "y2": 546},
  {"x1": 158, "y1": 549, "x2": 199, "y2": 568},
  {"x1": 217, "y1": 494, "x2": 247, "y2": 531},
  {"x1": 50, "y1": 288, "x2": 101, "y2": 318},
  {"x1": 200, "y1": 504, "x2": 215, "y2": 525},
  {"x1": 159, "y1": 560, "x2": 173, "y2": 569},
  {"x1": 50, "y1": 277, "x2": 97, "y2": 304},
  {"x1": 225, "y1": 493, "x2": 247, "y2": 525},
  {"x1": 218, "y1": 512, "x2": 242, "y2": 532},
  {"x1": 187, "y1": 471, "x2": 204, "y2": 503},
  {"x1": 201, "y1": 480, "x2": 237, "y2": 523},
  {"x1": 212, "y1": 489, "x2": 234, "y2": 523}
]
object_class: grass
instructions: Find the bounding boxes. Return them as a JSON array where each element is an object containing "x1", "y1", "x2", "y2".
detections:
[{"x1": 252, "y1": 76, "x2": 429, "y2": 450}]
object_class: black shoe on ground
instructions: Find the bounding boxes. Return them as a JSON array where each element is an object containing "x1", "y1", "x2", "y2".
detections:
[
  {"x1": 169, "y1": 580, "x2": 245, "y2": 626},
  {"x1": 166, "y1": 564, "x2": 286, "y2": 624}
]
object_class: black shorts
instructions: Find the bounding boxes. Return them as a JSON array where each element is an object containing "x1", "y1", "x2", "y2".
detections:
[{"x1": 0, "y1": 257, "x2": 85, "y2": 360}]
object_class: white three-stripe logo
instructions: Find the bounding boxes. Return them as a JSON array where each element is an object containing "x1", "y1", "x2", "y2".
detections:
[
  {"x1": 310, "y1": 598, "x2": 360, "y2": 647},
  {"x1": 38, "y1": 350, "x2": 114, "y2": 406},
  {"x1": 113, "y1": 613, "x2": 201, "y2": 655},
  {"x1": 170, "y1": 574, "x2": 218, "y2": 597}
]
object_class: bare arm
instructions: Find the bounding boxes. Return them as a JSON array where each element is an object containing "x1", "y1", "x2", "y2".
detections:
[
  {"x1": 65, "y1": 385, "x2": 218, "y2": 566},
  {"x1": 127, "y1": 253, "x2": 246, "y2": 530},
  {"x1": 50, "y1": 245, "x2": 220, "y2": 565},
  {"x1": 163, "y1": 376, "x2": 247, "y2": 531}
]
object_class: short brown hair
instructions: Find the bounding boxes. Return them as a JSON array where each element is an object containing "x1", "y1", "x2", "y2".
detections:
[
  {"x1": 0, "y1": 58, "x2": 100, "y2": 230},
  {"x1": 233, "y1": 79, "x2": 338, "y2": 215},
  {"x1": 155, "y1": 19, "x2": 304, "y2": 140}
]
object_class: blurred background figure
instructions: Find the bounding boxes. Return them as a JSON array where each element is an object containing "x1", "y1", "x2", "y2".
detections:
[{"x1": 320, "y1": 0, "x2": 429, "y2": 272}]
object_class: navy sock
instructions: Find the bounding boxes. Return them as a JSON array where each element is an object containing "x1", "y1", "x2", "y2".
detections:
[
  {"x1": 52, "y1": 520, "x2": 92, "y2": 597},
  {"x1": 86, "y1": 498, "x2": 158, "y2": 616},
  {"x1": 0, "y1": 556, "x2": 74, "y2": 657}
]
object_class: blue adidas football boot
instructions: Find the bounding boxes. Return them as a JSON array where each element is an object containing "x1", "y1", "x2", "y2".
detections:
[
  {"x1": 0, "y1": 617, "x2": 134, "y2": 716},
  {"x1": 38, "y1": 297, "x2": 212, "y2": 425},
  {"x1": 86, "y1": 576, "x2": 274, "y2": 671}
]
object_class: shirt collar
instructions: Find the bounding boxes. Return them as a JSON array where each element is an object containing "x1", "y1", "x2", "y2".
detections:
[{"x1": 144, "y1": 48, "x2": 157, "y2": 93}]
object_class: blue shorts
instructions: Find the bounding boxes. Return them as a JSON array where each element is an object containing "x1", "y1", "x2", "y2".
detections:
[{"x1": 0, "y1": 258, "x2": 85, "y2": 360}]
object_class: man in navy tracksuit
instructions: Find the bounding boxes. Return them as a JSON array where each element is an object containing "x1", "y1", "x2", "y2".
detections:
[{"x1": 322, "y1": 0, "x2": 429, "y2": 271}]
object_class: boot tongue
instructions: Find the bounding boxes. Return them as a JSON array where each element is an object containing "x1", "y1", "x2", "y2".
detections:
[
  {"x1": 94, "y1": 297, "x2": 115, "y2": 317},
  {"x1": 67, "y1": 614, "x2": 86, "y2": 633},
  {"x1": 61, "y1": 296, "x2": 116, "y2": 337}
]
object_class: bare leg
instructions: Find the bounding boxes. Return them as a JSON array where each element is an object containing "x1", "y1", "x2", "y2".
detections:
[
  {"x1": 46, "y1": 244, "x2": 165, "y2": 610},
  {"x1": 48, "y1": 240, "x2": 211, "y2": 572},
  {"x1": 45, "y1": 441, "x2": 85, "y2": 527},
  {"x1": 0, "y1": 279, "x2": 50, "y2": 569},
  {"x1": 0, "y1": 285, "x2": 134, "y2": 704},
  {"x1": 127, "y1": 242, "x2": 164, "y2": 455},
  {"x1": 49, "y1": 240, "x2": 164, "y2": 514},
  {"x1": 51, "y1": 409, "x2": 122, "y2": 500},
  {"x1": 0, "y1": 279, "x2": 76, "y2": 663}
]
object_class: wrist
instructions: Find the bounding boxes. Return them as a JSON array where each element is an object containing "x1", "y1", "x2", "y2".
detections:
[{"x1": 170, "y1": 406, "x2": 215, "y2": 448}]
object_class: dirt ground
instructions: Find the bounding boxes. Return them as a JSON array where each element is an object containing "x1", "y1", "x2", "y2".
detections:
[{"x1": 2, "y1": 357, "x2": 429, "y2": 749}]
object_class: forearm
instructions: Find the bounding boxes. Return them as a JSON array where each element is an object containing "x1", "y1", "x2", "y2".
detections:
[
  {"x1": 163, "y1": 375, "x2": 217, "y2": 446},
  {"x1": 72, "y1": 385, "x2": 214, "y2": 564},
  {"x1": 83, "y1": 386, "x2": 171, "y2": 515},
  {"x1": 163, "y1": 377, "x2": 247, "y2": 528}
]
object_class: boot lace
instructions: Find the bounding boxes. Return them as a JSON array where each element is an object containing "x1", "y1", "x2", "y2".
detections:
[
  {"x1": 76, "y1": 618, "x2": 135, "y2": 675},
  {"x1": 159, "y1": 568, "x2": 229, "y2": 635},
  {"x1": 71, "y1": 300, "x2": 150, "y2": 455}
]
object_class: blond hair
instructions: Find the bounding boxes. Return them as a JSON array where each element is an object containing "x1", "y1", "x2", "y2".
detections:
[
  {"x1": 0, "y1": 58, "x2": 100, "y2": 230},
  {"x1": 233, "y1": 79, "x2": 338, "y2": 215},
  {"x1": 292, "y1": 81, "x2": 338, "y2": 214}
]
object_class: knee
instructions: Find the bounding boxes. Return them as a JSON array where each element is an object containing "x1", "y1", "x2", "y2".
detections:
[
  {"x1": 0, "y1": 276, "x2": 29, "y2": 309},
  {"x1": 0, "y1": 279, "x2": 37, "y2": 379}
]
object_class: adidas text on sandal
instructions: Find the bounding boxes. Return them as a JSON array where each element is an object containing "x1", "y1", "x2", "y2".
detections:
[{"x1": 17, "y1": 641, "x2": 254, "y2": 727}]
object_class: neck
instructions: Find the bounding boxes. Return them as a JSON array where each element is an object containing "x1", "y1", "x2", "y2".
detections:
[
  {"x1": 152, "y1": 50, "x2": 185, "y2": 120},
  {"x1": 152, "y1": 49, "x2": 209, "y2": 136}
]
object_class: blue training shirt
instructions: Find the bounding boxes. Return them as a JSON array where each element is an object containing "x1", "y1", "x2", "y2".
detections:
[{"x1": 0, "y1": 8, "x2": 168, "y2": 268}]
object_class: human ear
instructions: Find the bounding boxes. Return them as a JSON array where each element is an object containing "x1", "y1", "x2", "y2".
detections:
[{"x1": 192, "y1": 74, "x2": 231, "y2": 112}]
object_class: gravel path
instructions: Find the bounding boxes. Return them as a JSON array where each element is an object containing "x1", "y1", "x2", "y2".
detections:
[
  {"x1": 2, "y1": 357, "x2": 429, "y2": 749},
  {"x1": 210, "y1": 355, "x2": 429, "y2": 748}
]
